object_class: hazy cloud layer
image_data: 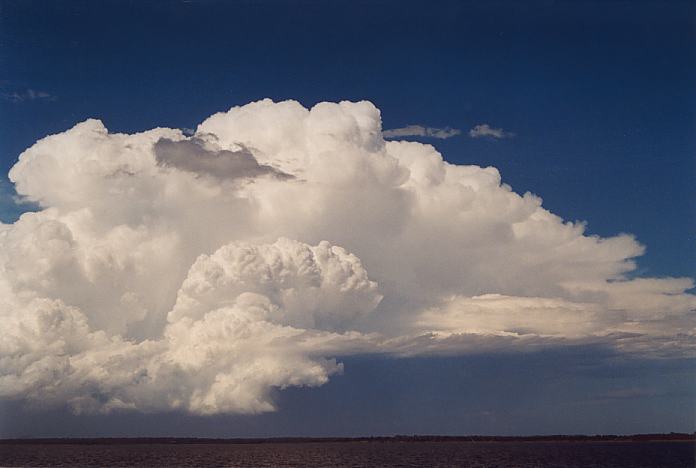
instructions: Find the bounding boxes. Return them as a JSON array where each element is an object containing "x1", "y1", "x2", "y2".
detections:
[
  {"x1": 1, "y1": 99, "x2": 693, "y2": 415},
  {"x1": 383, "y1": 125, "x2": 461, "y2": 139},
  {"x1": 469, "y1": 123, "x2": 514, "y2": 139}
]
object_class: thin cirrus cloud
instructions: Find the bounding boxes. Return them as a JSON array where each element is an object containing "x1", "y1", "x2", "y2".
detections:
[
  {"x1": 382, "y1": 124, "x2": 461, "y2": 139},
  {"x1": 1, "y1": 99, "x2": 693, "y2": 416},
  {"x1": 469, "y1": 123, "x2": 515, "y2": 139},
  {"x1": 1, "y1": 88, "x2": 55, "y2": 103}
]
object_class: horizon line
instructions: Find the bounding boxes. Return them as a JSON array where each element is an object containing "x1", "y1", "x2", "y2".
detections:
[{"x1": 2, "y1": 433, "x2": 694, "y2": 444}]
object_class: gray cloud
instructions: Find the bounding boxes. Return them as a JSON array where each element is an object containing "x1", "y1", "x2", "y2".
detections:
[
  {"x1": 469, "y1": 124, "x2": 515, "y2": 139},
  {"x1": 383, "y1": 125, "x2": 461, "y2": 139},
  {"x1": 154, "y1": 137, "x2": 291, "y2": 180}
]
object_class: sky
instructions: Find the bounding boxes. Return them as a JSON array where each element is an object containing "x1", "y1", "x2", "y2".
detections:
[{"x1": 0, "y1": 0, "x2": 694, "y2": 437}]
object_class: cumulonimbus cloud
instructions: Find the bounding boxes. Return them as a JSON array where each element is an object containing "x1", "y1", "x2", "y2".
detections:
[{"x1": 1, "y1": 99, "x2": 693, "y2": 415}]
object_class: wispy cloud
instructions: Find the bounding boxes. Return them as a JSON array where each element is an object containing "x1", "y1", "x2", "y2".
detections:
[
  {"x1": 1, "y1": 88, "x2": 56, "y2": 103},
  {"x1": 469, "y1": 123, "x2": 515, "y2": 139},
  {"x1": 383, "y1": 125, "x2": 461, "y2": 139}
]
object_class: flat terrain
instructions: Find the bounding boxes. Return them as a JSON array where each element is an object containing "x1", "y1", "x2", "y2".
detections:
[{"x1": 1, "y1": 436, "x2": 694, "y2": 468}]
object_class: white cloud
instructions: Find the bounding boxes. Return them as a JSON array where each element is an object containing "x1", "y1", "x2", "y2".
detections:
[
  {"x1": 1, "y1": 88, "x2": 55, "y2": 103},
  {"x1": 383, "y1": 125, "x2": 461, "y2": 139},
  {"x1": 469, "y1": 123, "x2": 514, "y2": 139},
  {"x1": 1, "y1": 99, "x2": 693, "y2": 415}
]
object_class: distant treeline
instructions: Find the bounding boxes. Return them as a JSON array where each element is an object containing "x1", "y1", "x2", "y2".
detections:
[{"x1": 1, "y1": 433, "x2": 694, "y2": 444}]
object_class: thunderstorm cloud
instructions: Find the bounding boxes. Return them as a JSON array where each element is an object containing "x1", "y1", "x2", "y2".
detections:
[{"x1": 1, "y1": 99, "x2": 693, "y2": 415}]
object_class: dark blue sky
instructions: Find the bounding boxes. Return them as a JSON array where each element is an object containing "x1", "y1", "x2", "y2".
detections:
[
  {"x1": 2, "y1": 0, "x2": 694, "y2": 278},
  {"x1": 0, "y1": 0, "x2": 694, "y2": 436},
  {"x1": 3, "y1": 350, "x2": 696, "y2": 437}
]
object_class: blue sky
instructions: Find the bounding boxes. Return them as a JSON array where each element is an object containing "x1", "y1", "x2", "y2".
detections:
[
  {"x1": 0, "y1": 0, "x2": 694, "y2": 436},
  {"x1": 2, "y1": 0, "x2": 694, "y2": 278},
  {"x1": 3, "y1": 351, "x2": 695, "y2": 437}
]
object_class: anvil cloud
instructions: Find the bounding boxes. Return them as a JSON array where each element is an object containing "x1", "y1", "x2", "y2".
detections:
[{"x1": 1, "y1": 99, "x2": 693, "y2": 415}]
